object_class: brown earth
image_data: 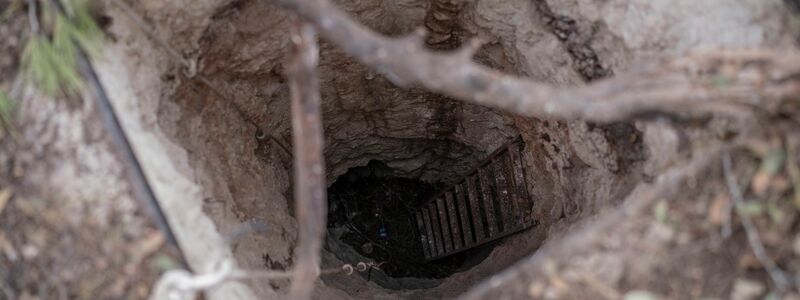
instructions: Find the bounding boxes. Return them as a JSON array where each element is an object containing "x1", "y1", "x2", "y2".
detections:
[{"x1": 1, "y1": 0, "x2": 800, "y2": 299}]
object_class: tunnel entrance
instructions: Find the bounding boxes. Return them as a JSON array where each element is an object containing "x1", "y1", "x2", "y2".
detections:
[{"x1": 326, "y1": 161, "x2": 490, "y2": 279}]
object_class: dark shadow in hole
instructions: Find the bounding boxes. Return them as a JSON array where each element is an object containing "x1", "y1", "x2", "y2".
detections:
[{"x1": 326, "y1": 160, "x2": 494, "y2": 279}]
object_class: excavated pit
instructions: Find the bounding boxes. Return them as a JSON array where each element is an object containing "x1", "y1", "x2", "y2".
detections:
[
  {"x1": 97, "y1": 0, "x2": 790, "y2": 298},
  {"x1": 8, "y1": 0, "x2": 776, "y2": 300},
  {"x1": 147, "y1": 0, "x2": 643, "y2": 297},
  {"x1": 327, "y1": 161, "x2": 454, "y2": 279},
  {"x1": 326, "y1": 160, "x2": 500, "y2": 283}
]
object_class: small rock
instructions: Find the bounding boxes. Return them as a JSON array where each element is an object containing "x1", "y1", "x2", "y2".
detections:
[
  {"x1": 624, "y1": 290, "x2": 659, "y2": 300},
  {"x1": 0, "y1": 188, "x2": 12, "y2": 214},
  {"x1": 732, "y1": 278, "x2": 765, "y2": 300},
  {"x1": 708, "y1": 193, "x2": 731, "y2": 227},
  {"x1": 528, "y1": 280, "x2": 546, "y2": 298},
  {"x1": 0, "y1": 233, "x2": 18, "y2": 261},
  {"x1": 21, "y1": 244, "x2": 39, "y2": 260},
  {"x1": 793, "y1": 233, "x2": 800, "y2": 255},
  {"x1": 361, "y1": 242, "x2": 373, "y2": 254}
]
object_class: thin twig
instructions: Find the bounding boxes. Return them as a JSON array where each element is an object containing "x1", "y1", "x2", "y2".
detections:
[
  {"x1": 230, "y1": 264, "x2": 349, "y2": 281},
  {"x1": 721, "y1": 153, "x2": 792, "y2": 293},
  {"x1": 287, "y1": 20, "x2": 326, "y2": 300},
  {"x1": 721, "y1": 165, "x2": 756, "y2": 239},
  {"x1": 256, "y1": 128, "x2": 293, "y2": 158},
  {"x1": 344, "y1": 222, "x2": 388, "y2": 252},
  {"x1": 269, "y1": 0, "x2": 800, "y2": 123}
]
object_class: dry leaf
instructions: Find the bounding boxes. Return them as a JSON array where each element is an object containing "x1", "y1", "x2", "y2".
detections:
[
  {"x1": 0, "y1": 232, "x2": 18, "y2": 261},
  {"x1": 129, "y1": 231, "x2": 165, "y2": 267},
  {"x1": 769, "y1": 175, "x2": 790, "y2": 194},
  {"x1": 752, "y1": 146, "x2": 786, "y2": 196},
  {"x1": 528, "y1": 280, "x2": 546, "y2": 298},
  {"x1": 708, "y1": 193, "x2": 730, "y2": 226},
  {"x1": 751, "y1": 170, "x2": 771, "y2": 196},
  {"x1": 738, "y1": 253, "x2": 761, "y2": 269},
  {"x1": 743, "y1": 140, "x2": 772, "y2": 157},
  {"x1": 0, "y1": 188, "x2": 12, "y2": 214},
  {"x1": 732, "y1": 278, "x2": 765, "y2": 300},
  {"x1": 653, "y1": 200, "x2": 668, "y2": 223},
  {"x1": 549, "y1": 275, "x2": 569, "y2": 292},
  {"x1": 136, "y1": 231, "x2": 165, "y2": 258}
]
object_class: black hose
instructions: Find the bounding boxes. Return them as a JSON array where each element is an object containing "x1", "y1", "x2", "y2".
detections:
[
  {"x1": 48, "y1": 0, "x2": 189, "y2": 270},
  {"x1": 76, "y1": 47, "x2": 189, "y2": 270}
]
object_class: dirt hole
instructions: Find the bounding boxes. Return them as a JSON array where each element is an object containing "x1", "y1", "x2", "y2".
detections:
[{"x1": 326, "y1": 161, "x2": 494, "y2": 283}]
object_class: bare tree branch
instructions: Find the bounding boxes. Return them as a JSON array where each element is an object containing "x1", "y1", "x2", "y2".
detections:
[
  {"x1": 287, "y1": 21, "x2": 327, "y2": 300},
  {"x1": 269, "y1": 0, "x2": 800, "y2": 122},
  {"x1": 721, "y1": 153, "x2": 792, "y2": 293}
]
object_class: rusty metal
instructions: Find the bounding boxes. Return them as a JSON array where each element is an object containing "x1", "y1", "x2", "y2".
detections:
[{"x1": 414, "y1": 138, "x2": 536, "y2": 261}]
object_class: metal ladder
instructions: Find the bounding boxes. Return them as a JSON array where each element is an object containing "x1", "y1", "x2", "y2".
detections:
[{"x1": 413, "y1": 138, "x2": 536, "y2": 261}]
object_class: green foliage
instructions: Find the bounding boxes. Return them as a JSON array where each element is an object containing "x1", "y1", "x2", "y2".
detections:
[
  {"x1": 737, "y1": 201, "x2": 764, "y2": 216},
  {"x1": 61, "y1": 0, "x2": 103, "y2": 54},
  {"x1": 760, "y1": 148, "x2": 785, "y2": 175},
  {"x1": 653, "y1": 200, "x2": 668, "y2": 223},
  {"x1": 711, "y1": 75, "x2": 731, "y2": 88},
  {"x1": 23, "y1": 34, "x2": 80, "y2": 94},
  {"x1": 150, "y1": 254, "x2": 180, "y2": 272},
  {"x1": 0, "y1": 90, "x2": 12, "y2": 122},
  {"x1": 21, "y1": 0, "x2": 103, "y2": 95}
]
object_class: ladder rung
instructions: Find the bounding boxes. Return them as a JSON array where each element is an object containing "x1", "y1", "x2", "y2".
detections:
[
  {"x1": 415, "y1": 211, "x2": 430, "y2": 258},
  {"x1": 508, "y1": 142, "x2": 532, "y2": 224},
  {"x1": 427, "y1": 205, "x2": 444, "y2": 256},
  {"x1": 492, "y1": 158, "x2": 514, "y2": 231},
  {"x1": 415, "y1": 139, "x2": 536, "y2": 261},
  {"x1": 465, "y1": 175, "x2": 485, "y2": 241},
  {"x1": 455, "y1": 183, "x2": 474, "y2": 246},
  {"x1": 422, "y1": 207, "x2": 436, "y2": 258},
  {"x1": 478, "y1": 167, "x2": 499, "y2": 239},
  {"x1": 436, "y1": 197, "x2": 453, "y2": 252},
  {"x1": 445, "y1": 191, "x2": 463, "y2": 248},
  {"x1": 501, "y1": 150, "x2": 522, "y2": 227}
]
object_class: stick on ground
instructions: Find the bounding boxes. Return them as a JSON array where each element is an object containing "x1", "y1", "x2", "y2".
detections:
[{"x1": 287, "y1": 20, "x2": 327, "y2": 300}]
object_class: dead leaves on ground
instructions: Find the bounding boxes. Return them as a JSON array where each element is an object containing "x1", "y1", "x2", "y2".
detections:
[
  {"x1": 705, "y1": 137, "x2": 800, "y2": 230},
  {"x1": 0, "y1": 187, "x2": 12, "y2": 215}
]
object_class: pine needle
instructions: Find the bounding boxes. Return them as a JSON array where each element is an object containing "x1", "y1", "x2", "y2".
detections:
[{"x1": 20, "y1": 0, "x2": 104, "y2": 95}]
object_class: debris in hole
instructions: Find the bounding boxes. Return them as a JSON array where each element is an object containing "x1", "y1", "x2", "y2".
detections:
[{"x1": 327, "y1": 161, "x2": 476, "y2": 278}]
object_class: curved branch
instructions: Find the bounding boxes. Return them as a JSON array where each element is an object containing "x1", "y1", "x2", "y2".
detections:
[{"x1": 269, "y1": 0, "x2": 800, "y2": 122}]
